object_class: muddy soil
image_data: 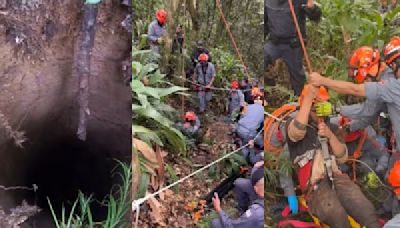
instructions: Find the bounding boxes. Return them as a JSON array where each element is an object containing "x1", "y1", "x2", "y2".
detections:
[{"x1": 0, "y1": 0, "x2": 131, "y2": 226}]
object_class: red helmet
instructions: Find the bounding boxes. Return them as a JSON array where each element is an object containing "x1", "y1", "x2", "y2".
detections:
[
  {"x1": 384, "y1": 36, "x2": 400, "y2": 64},
  {"x1": 348, "y1": 47, "x2": 380, "y2": 84},
  {"x1": 184, "y1": 111, "x2": 197, "y2": 121},
  {"x1": 198, "y1": 53, "x2": 208, "y2": 62},
  {"x1": 339, "y1": 116, "x2": 362, "y2": 142},
  {"x1": 388, "y1": 160, "x2": 400, "y2": 196},
  {"x1": 156, "y1": 9, "x2": 167, "y2": 25},
  {"x1": 231, "y1": 80, "x2": 239, "y2": 89},
  {"x1": 299, "y1": 85, "x2": 330, "y2": 106}
]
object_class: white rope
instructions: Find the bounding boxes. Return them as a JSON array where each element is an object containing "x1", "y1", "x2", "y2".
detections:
[
  {"x1": 0, "y1": 184, "x2": 38, "y2": 192},
  {"x1": 264, "y1": 111, "x2": 287, "y2": 123},
  {"x1": 173, "y1": 74, "x2": 253, "y2": 92},
  {"x1": 132, "y1": 128, "x2": 263, "y2": 226}
]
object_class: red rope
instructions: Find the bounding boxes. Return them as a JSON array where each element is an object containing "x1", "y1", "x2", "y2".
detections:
[{"x1": 215, "y1": 0, "x2": 251, "y2": 79}]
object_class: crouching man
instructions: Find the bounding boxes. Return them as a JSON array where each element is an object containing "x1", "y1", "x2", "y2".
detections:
[
  {"x1": 287, "y1": 84, "x2": 379, "y2": 228},
  {"x1": 210, "y1": 163, "x2": 264, "y2": 228}
]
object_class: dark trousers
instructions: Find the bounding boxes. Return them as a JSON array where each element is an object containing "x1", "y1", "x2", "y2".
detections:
[
  {"x1": 264, "y1": 42, "x2": 306, "y2": 96},
  {"x1": 307, "y1": 175, "x2": 380, "y2": 228}
]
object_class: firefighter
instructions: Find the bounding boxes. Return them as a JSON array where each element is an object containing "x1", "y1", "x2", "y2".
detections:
[
  {"x1": 175, "y1": 111, "x2": 201, "y2": 138},
  {"x1": 227, "y1": 80, "x2": 245, "y2": 117},
  {"x1": 337, "y1": 46, "x2": 395, "y2": 132},
  {"x1": 210, "y1": 162, "x2": 264, "y2": 228},
  {"x1": 309, "y1": 36, "x2": 400, "y2": 153},
  {"x1": 330, "y1": 116, "x2": 390, "y2": 177},
  {"x1": 172, "y1": 24, "x2": 184, "y2": 54},
  {"x1": 193, "y1": 53, "x2": 216, "y2": 113},
  {"x1": 284, "y1": 84, "x2": 379, "y2": 227},
  {"x1": 265, "y1": 0, "x2": 321, "y2": 96},
  {"x1": 147, "y1": 9, "x2": 167, "y2": 54},
  {"x1": 234, "y1": 94, "x2": 264, "y2": 144}
]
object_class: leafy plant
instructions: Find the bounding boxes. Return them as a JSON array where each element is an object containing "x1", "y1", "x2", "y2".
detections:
[
  {"x1": 210, "y1": 47, "x2": 245, "y2": 85},
  {"x1": 132, "y1": 49, "x2": 188, "y2": 155},
  {"x1": 48, "y1": 161, "x2": 131, "y2": 228}
]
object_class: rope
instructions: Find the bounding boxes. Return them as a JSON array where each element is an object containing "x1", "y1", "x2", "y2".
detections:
[
  {"x1": 132, "y1": 128, "x2": 263, "y2": 227},
  {"x1": 287, "y1": 0, "x2": 313, "y2": 73},
  {"x1": 347, "y1": 158, "x2": 393, "y2": 191},
  {"x1": 173, "y1": 74, "x2": 252, "y2": 92},
  {"x1": 215, "y1": 0, "x2": 251, "y2": 79},
  {"x1": 0, "y1": 184, "x2": 38, "y2": 192}
]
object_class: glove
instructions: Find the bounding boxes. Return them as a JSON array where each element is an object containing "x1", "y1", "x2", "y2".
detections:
[
  {"x1": 366, "y1": 172, "x2": 379, "y2": 189},
  {"x1": 315, "y1": 101, "x2": 333, "y2": 117},
  {"x1": 157, "y1": 37, "x2": 165, "y2": 45},
  {"x1": 287, "y1": 195, "x2": 298, "y2": 214}
]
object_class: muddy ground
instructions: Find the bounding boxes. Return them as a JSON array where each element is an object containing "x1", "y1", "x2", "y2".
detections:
[{"x1": 0, "y1": 0, "x2": 131, "y2": 226}]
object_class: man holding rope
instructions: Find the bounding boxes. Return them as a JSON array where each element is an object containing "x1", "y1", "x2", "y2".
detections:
[
  {"x1": 309, "y1": 37, "x2": 400, "y2": 155},
  {"x1": 265, "y1": 0, "x2": 321, "y2": 96},
  {"x1": 193, "y1": 53, "x2": 216, "y2": 114},
  {"x1": 285, "y1": 84, "x2": 379, "y2": 227},
  {"x1": 210, "y1": 162, "x2": 264, "y2": 228}
]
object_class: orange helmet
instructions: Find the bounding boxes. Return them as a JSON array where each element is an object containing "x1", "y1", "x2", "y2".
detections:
[
  {"x1": 384, "y1": 36, "x2": 400, "y2": 64},
  {"x1": 198, "y1": 53, "x2": 208, "y2": 62},
  {"x1": 388, "y1": 160, "x2": 400, "y2": 195},
  {"x1": 348, "y1": 47, "x2": 380, "y2": 83},
  {"x1": 156, "y1": 9, "x2": 167, "y2": 25},
  {"x1": 231, "y1": 80, "x2": 239, "y2": 89},
  {"x1": 299, "y1": 84, "x2": 330, "y2": 106},
  {"x1": 339, "y1": 116, "x2": 362, "y2": 142},
  {"x1": 184, "y1": 111, "x2": 197, "y2": 121}
]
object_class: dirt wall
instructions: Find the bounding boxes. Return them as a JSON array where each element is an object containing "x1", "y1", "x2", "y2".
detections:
[{"x1": 0, "y1": 0, "x2": 131, "y2": 222}]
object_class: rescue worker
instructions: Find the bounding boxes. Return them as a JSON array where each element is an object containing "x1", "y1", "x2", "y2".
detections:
[
  {"x1": 191, "y1": 40, "x2": 212, "y2": 69},
  {"x1": 240, "y1": 134, "x2": 264, "y2": 166},
  {"x1": 285, "y1": 84, "x2": 379, "y2": 227},
  {"x1": 228, "y1": 80, "x2": 245, "y2": 117},
  {"x1": 240, "y1": 79, "x2": 253, "y2": 104},
  {"x1": 210, "y1": 162, "x2": 264, "y2": 228},
  {"x1": 193, "y1": 53, "x2": 216, "y2": 113},
  {"x1": 331, "y1": 116, "x2": 390, "y2": 177},
  {"x1": 147, "y1": 9, "x2": 167, "y2": 54},
  {"x1": 175, "y1": 111, "x2": 201, "y2": 138},
  {"x1": 337, "y1": 46, "x2": 394, "y2": 132},
  {"x1": 172, "y1": 24, "x2": 184, "y2": 54},
  {"x1": 309, "y1": 36, "x2": 400, "y2": 153},
  {"x1": 265, "y1": 0, "x2": 321, "y2": 96},
  {"x1": 234, "y1": 94, "x2": 264, "y2": 144}
]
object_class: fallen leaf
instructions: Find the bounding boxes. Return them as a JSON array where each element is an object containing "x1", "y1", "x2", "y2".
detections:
[
  {"x1": 147, "y1": 195, "x2": 166, "y2": 226},
  {"x1": 133, "y1": 138, "x2": 158, "y2": 164}
]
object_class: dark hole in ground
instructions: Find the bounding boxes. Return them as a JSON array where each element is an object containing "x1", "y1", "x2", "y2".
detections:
[{"x1": 14, "y1": 125, "x2": 122, "y2": 226}]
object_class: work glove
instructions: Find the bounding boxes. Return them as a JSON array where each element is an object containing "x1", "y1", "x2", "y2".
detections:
[
  {"x1": 315, "y1": 101, "x2": 333, "y2": 117},
  {"x1": 365, "y1": 172, "x2": 379, "y2": 189},
  {"x1": 287, "y1": 195, "x2": 298, "y2": 214},
  {"x1": 157, "y1": 37, "x2": 165, "y2": 45}
]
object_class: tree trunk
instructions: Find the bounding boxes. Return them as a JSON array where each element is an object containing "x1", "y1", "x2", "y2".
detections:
[
  {"x1": 186, "y1": 0, "x2": 200, "y2": 32},
  {"x1": 76, "y1": 3, "x2": 98, "y2": 141}
]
